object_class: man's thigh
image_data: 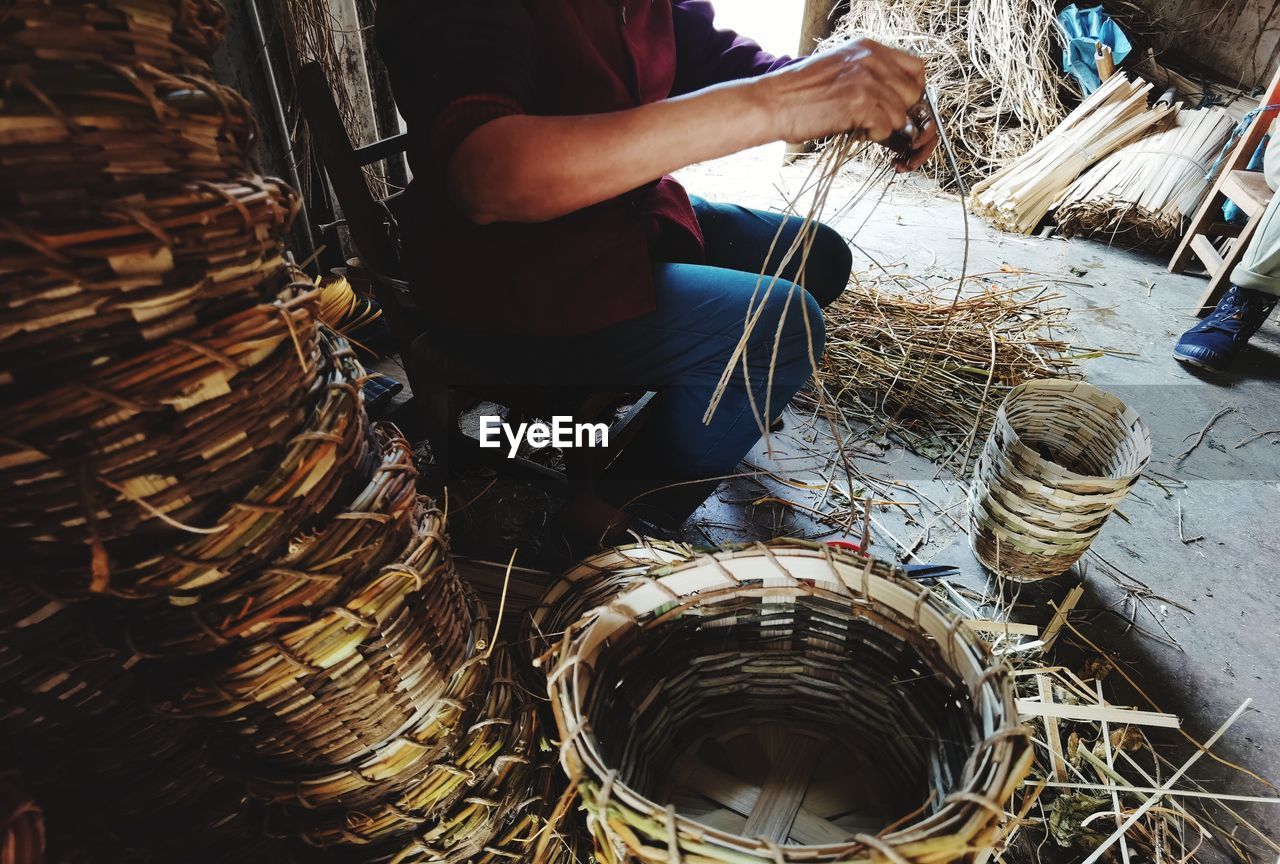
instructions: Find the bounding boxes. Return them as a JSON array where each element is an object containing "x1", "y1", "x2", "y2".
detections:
[
  {"x1": 690, "y1": 197, "x2": 851, "y2": 306},
  {"x1": 549, "y1": 262, "x2": 820, "y2": 387}
]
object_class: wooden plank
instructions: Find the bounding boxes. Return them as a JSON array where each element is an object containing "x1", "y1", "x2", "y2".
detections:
[
  {"x1": 1196, "y1": 210, "x2": 1265, "y2": 313},
  {"x1": 963, "y1": 619, "x2": 1040, "y2": 637},
  {"x1": 785, "y1": 0, "x2": 837, "y2": 162},
  {"x1": 1036, "y1": 676, "x2": 1068, "y2": 782},
  {"x1": 743, "y1": 736, "x2": 822, "y2": 843},
  {"x1": 355, "y1": 132, "x2": 411, "y2": 167},
  {"x1": 681, "y1": 760, "x2": 849, "y2": 845},
  {"x1": 1220, "y1": 170, "x2": 1273, "y2": 219},
  {"x1": 1040, "y1": 585, "x2": 1085, "y2": 652},
  {"x1": 1190, "y1": 234, "x2": 1225, "y2": 272},
  {"x1": 1017, "y1": 699, "x2": 1182, "y2": 729}
]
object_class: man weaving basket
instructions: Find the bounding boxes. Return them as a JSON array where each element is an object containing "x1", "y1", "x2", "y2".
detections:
[{"x1": 376, "y1": 0, "x2": 938, "y2": 542}]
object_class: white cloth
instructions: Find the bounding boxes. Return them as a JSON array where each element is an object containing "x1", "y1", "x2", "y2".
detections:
[{"x1": 1231, "y1": 122, "x2": 1280, "y2": 297}]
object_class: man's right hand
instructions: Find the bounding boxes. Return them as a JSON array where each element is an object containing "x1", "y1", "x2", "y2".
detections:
[{"x1": 758, "y1": 38, "x2": 926, "y2": 146}]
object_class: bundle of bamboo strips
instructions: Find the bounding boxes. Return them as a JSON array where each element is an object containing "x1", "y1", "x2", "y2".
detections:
[
  {"x1": 802, "y1": 276, "x2": 1082, "y2": 465},
  {"x1": 825, "y1": 0, "x2": 1067, "y2": 187},
  {"x1": 1053, "y1": 106, "x2": 1236, "y2": 249},
  {"x1": 971, "y1": 75, "x2": 1175, "y2": 234}
]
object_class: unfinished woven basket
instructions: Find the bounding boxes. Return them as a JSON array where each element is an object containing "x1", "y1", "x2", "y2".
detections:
[
  {"x1": 0, "y1": 771, "x2": 43, "y2": 864},
  {"x1": 1, "y1": 294, "x2": 322, "y2": 595},
  {"x1": 0, "y1": 176, "x2": 299, "y2": 397},
  {"x1": 545, "y1": 541, "x2": 1031, "y2": 864},
  {"x1": 968, "y1": 380, "x2": 1151, "y2": 581},
  {"x1": 525, "y1": 539, "x2": 696, "y2": 663}
]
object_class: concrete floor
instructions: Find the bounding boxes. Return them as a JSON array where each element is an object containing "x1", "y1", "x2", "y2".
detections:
[{"x1": 673, "y1": 144, "x2": 1280, "y2": 848}]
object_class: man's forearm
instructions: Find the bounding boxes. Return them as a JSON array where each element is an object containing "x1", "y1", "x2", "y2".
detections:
[{"x1": 448, "y1": 78, "x2": 777, "y2": 225}]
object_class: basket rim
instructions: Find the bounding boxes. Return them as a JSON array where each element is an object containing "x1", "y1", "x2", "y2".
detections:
[
  {"x1": 546, "y1": 542, "x2": 1031, "y2": 860},
  {"x1": 995, "y1": 379, "x2": 1152, "y2": 487}
]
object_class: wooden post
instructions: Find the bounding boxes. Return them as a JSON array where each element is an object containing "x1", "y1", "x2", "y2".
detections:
[{"x1": 785, "y1": 0, "x2": 838, "y2": 163}]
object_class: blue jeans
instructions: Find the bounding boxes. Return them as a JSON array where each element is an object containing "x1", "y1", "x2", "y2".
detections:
[{"x1": 548, "y1": 197, "x2": 853, "y2": 523}]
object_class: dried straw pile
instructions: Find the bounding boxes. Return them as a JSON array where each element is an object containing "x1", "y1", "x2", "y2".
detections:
[
  {"x1": 2, "y1": 3, "x2": 546, "y2": 860},
  {"x1": 540, "y1": 542, "x2": 1032, "y2": 863},
  {"x1": 1053, "y1": 106, "x2": 1237, "y2": 250},
  {"x1": 971, "y1": 75, "x2": 1175, "y2": 234},
  {"x1": 826, "y1": 0, "x2": 1067, "y2": 187},
  {"x1": 808, "y1": 277, "x2": 1081, "y2": 466}
]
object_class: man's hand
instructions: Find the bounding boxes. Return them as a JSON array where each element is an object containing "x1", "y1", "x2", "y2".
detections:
[
  {"x1": 894, "y1": 113, "x2": 939, "y2": 173},
  {"x1": 758, "y1": 38, "x2": 926, "y2": 146}
]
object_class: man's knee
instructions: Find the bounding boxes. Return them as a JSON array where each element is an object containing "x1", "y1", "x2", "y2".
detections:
[
  {"x1": 774, "y1": 288, "x2": 826, "y2": 374},
  {"x1": 806, "y1": 222, "x2": 853, "y2": 306}
]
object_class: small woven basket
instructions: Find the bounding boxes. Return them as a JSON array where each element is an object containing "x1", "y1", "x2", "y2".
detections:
[
  {"x1": 0, "y1": 176, "x2": 299, "y2": 398},
  {"x1": 968, "y1": 380, "x2": 1151, "y2": 581},
  {"x1": 1, "y1": 294, "x2": 322, "y2": 595},
  {"x1": 544, "y1": 541, "x2": 1031, "y2": 864}
]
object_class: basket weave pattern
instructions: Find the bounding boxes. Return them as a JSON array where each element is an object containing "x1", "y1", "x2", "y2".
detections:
[
  {"x1": 544, "y1": 542, "x2": 1032, "y2": 864},
  {"x1": 2, "y1": 3, "x2": 546, "y2": 859},
  {"x1": 968, "y1": 380, "x2": 1151, "y2": 581}
]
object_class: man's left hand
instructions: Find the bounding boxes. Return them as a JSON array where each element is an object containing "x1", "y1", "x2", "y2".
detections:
[{"x1": 894, "y1": 116, "x2": 939, "y2": 173}]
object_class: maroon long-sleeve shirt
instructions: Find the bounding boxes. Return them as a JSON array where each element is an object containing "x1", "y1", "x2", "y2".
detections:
[{"x1": 376, "y1": 0, "x2": 791, "y2": 336}]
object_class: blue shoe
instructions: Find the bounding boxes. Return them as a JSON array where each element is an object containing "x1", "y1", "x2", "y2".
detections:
[{"x1": 1173, "y1": 286, "x2": 1278, "y2": 372}]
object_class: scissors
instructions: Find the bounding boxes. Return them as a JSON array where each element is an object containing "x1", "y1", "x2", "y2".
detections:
[{"x1": 826, "y1": 541, "x2": 961, "y2": 583}]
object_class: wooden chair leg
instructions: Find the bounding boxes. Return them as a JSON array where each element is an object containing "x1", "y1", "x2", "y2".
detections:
[
  {"x1": 1194, "y1": 214, "x2": 1264, "y2": 315},
  {"x1": 1170, "y1": 192, "x2": 1227, "y2": 274}
]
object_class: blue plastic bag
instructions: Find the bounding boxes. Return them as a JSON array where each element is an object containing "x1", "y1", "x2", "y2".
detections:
[{"x1": 1057, "y1": 4, "x2": 1133, "y2": 94}]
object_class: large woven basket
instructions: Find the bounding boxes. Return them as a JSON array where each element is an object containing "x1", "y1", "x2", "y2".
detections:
[
  {"x1": 1, "y1": 295, "x2": 322, "y2": 595},
  {"x1": 525, "y1": 539, "x2": 696, "y2": 664},
  {"x1": 114, "y1": 422, "x2": 418, "y2": 656},
  {"x1": 0, "y1": 176, "x2": 299, "y2": 397},
  {"x1": 968, "y1": 380, "x2": 1151, "y2": 581},
  {"x1": 0, "y1": 0, "x2": 230, "y2": 72},
  {"x1": 295, "y1": 651, "x2": 541, "y2": 862},
  {"x1": 0, "y1": 579, "x2": 275, "y2": 860},
  {"x1": 544, "y1": 542, "x2": 1032, "y2": 864},
  {"x1": 175, "y1": 502, "x2": 472, "y2": 769},
  {"x1": 0, "y1": 60, "x2": 256, "y2": 208}
]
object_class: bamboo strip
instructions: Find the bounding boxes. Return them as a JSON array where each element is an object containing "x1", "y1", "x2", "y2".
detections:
[
  {"x1": 1054, "y1": 106, "x2": 1237, "y2": 250},
  {"x1": 971, "y1": 76, "x2": 1176, "y2": 234}
]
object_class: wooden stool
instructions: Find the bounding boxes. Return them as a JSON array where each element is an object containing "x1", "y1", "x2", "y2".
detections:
[{"x1": 1169, "y1": 61, "x2": 1280, "y2": 315}]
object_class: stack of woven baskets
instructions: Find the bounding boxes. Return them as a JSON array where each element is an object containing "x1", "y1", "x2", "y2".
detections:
[
  {"x1": 968, "y1": 380, "x2": 1152, "y2": 581},
  {"x1": 1, "y1": 2, "x2": 542, "y2": 860},
  {"x1": 533, "y1": 541, "x2": 1033, "y2": 864}
]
